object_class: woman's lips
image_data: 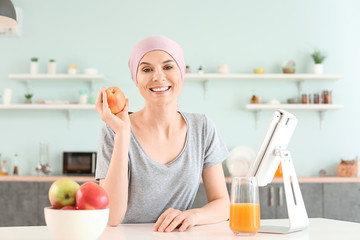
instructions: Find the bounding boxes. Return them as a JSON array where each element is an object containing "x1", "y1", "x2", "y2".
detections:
[{"x1": 150, "y1": 86, "x2": 171, "y2": 93}]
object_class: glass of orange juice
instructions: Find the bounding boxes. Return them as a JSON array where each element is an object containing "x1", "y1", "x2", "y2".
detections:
[{"x1": 229, "y1": 177, "x2": 260, "y2": 236}]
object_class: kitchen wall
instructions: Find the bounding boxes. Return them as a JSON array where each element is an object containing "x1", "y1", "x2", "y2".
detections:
[{"x1": 0, "y1": 0, "x2": 359, "y2": 177}]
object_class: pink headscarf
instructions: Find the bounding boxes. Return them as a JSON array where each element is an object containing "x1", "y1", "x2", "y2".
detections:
[{"x1": 128, "y1": 35, "x2": 186, "y2": 86}]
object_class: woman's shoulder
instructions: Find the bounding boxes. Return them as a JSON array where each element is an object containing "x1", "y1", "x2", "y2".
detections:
[{"x1": 180, "y1": 112, "x2": 215, "y2": 130}]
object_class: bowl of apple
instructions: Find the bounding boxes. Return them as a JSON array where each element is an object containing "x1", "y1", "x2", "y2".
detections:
[{"x1": 44, "y1": 178, "x2": 109, "y2": 240}]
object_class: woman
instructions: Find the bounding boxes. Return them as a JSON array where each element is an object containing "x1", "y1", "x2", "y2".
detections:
[{"x1": 95, "y1": 36, "x2": 229, "y2": 232}]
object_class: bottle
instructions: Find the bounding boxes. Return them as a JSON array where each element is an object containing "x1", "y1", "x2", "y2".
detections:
[
  {"x1": 1, "y1": 160, "x2": 9, "y2": 176},
  {"x1": 250, "y1": 89, "x2": 258, "y2": 104},
  {"x1": 13, "y1": 154, "x2": 19, "y2": 175}
]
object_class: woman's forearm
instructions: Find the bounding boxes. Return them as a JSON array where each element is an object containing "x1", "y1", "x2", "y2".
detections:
[
  {"x1": 100, "y1": 134, "x2": 130, "y2": 226},
  {"x1": 189, "y1": 197, "x2": 230, "y2": 225}
]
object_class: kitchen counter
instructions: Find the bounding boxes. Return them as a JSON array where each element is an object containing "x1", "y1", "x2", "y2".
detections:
[
  {"x1": 1, "y1": 175, "x2": 359, "y2": 182},
  {"x1": 0, "y1": 218, "x2": 359, "y2": 240}
]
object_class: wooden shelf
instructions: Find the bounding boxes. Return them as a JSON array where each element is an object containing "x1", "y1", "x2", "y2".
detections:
[{"x1": 245, "y1": 104, "x2": 344, "y2": 130}]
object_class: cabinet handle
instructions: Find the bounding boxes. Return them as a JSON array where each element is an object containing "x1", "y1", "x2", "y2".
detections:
[
  {"x1": 269, "y1": 186, "x2": 274, "y2": 206},
  {"x1": 278, "y1": 186, "x2": 284, "y2": 206}
]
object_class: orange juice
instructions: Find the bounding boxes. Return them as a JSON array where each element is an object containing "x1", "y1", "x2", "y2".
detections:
[{"x1": 230, "y1": 203, "x2": 260, "y2": 234}]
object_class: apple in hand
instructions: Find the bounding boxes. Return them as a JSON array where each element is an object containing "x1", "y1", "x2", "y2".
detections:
[
  {"x1": 48, "y1": 178, "x2": 80, "y2": 209},
  {"x1": 76, "y1": 182, "x2": 109, "y2": 210},
  {"x1": 105, "y1": 86, "x2": 126, "y2": 114}
]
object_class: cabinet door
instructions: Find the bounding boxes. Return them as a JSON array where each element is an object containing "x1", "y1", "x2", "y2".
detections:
[
  {"x1": 259, "y1": 184, "x2": 276, "y2": 219},
  {"x1": 37, "y1": 182, "x2": 53, "y2": 226},
  {"x1": 0, "y1": 181, "x2": 39, "y2": 226},
  {"x1": 275, "y1": 183, "x2": 323, "y2": 219},
  {"x1": 324, "y1": 183, "x2": 360, "y2": 223}
]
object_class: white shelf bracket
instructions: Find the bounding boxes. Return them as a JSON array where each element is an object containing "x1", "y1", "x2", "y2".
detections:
[
  {"x1": 67, "y1": 110, "x2": 72, "y2": 130},
  {"x1": 297, "y1": 80, "x2": 304, "y2": 97},
  {"x1": 203, "y1": 80, "x2": 209, "y2": 100},
  {"x1": 319, "y1": 110, "x2": 325, "y2": 130}
]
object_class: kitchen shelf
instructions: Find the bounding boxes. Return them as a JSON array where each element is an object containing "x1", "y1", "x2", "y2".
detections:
[
  {"x1": 0, "y1": 104, "x2": 96, "y2": 130},
  {"x1": 9, "y1": 74, "x2": 106, "y2": 95},
  {"x1": 185, "y1": 73, "x2": 341, "y2": 100},
  {"x1": 245, "y1": 104, "x2": 344, "y2": 129}
]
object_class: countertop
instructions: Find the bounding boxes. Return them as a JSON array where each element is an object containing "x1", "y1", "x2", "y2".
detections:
[
  {"x1": 0, "y1": 175, "x2": 359, "y2": 182},
  {"x1": 0, "y1": 218, "x2": 359, "y2": 240}
]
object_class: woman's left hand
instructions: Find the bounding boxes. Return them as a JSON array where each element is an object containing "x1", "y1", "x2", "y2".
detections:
[{"x1": 153, "y1": 208, "x2": 199, "y2": 232}]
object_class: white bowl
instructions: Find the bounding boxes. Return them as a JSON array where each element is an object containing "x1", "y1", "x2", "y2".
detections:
[
  {"x1": 84, "y1": 68, "x2": 99, "y2": 75},
  {"x1": 44, "y1": 207, "x2": 109, "y2": 240}
]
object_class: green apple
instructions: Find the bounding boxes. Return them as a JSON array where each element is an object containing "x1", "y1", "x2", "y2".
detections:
[{"x1": 48, "y1": 178, "x2": 80, "y2": 209}]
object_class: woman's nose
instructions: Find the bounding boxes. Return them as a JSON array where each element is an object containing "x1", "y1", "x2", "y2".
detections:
[{"x1": 152, "y1": 68, "x2": 166, "y2": 81}]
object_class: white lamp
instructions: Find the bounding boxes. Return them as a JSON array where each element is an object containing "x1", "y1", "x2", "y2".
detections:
[{"x1": 0, "y1": 0, "x2": 17, "y2": 28}]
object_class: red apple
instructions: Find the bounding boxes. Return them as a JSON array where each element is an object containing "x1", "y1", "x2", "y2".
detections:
[
  {"x1": 60, "y1": 206, "x2": 77, "y2": 210},
  {"x1": 48, "y1": 178, "x2": 80, "y2": 209},
  {"x1": 76, "y1": 182, "x2": 109, "y2": 210},
  {"x1": 105, "y1": 87, "x2": 126, "y2": 114}
]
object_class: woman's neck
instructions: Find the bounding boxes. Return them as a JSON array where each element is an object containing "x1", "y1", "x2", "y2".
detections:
[{"x1": 137, "y1": 103, "x2": 182, "y2": 135}]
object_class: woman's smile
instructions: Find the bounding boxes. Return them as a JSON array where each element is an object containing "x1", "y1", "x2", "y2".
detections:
[{"x1": 150, "y1": 86, "x2": 172, "y2": 93}]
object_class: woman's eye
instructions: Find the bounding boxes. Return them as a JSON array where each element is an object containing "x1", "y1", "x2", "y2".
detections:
[
  {"x1": 143, "y1": 67, "x2": 151, "y2": 72},
  {"x1": 164, "y1": 65, "x2": 173, "y2": 70}
]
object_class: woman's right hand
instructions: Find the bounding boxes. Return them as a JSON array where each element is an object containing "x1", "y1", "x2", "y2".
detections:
[{"x1": 95, "y1": 87, "x2": 130, "y2": 136}]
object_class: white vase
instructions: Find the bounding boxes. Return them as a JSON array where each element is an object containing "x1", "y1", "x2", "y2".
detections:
[
  {"x1": 79, "y1": 94, "x2": 88, "y2": 104},
  {"x1": 313, "y1": 64, "x2": 324, "y2": 74},
  {"x1": 48, "y1": 61, "x2": 56, "y2": 74},
  {"x1": 30, "y1": 61, "x2": 38, "y2": 74},
  {"x1": 3, "y1": 88, "x2": 12, "y2": 105}
]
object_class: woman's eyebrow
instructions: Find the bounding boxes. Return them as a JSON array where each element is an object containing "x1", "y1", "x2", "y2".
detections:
[{"x1": 139, "y1": 60, "x2": 174, "y2": 66}]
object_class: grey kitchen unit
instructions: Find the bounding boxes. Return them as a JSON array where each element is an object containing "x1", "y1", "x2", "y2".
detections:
[{"x1": 0, "y1": 180, "x2": 359, "y2": 226}]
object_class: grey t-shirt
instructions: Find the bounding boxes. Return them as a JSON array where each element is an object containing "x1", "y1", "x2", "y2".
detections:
[{"x1": 95, "y1": 112, "x2": 229, "y2": 223}]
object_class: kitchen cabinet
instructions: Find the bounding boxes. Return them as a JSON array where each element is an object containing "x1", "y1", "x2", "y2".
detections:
[
  {"x1": 1, "y1": 179, "x2": 359, "y2": 227},
  {"x1": 0, "y1": 182, "x2": 39, "y2": 226},
  {"x1": 323, "y1": 183, "x2": 360, "y2": 222},
  {"x1": 193, "y1": 182, "x2": 359, "y2": 222},
  {"x1": 0, "y1": 181, "x2": 86, "y2": 227},
  {"x1": 270, "y1": 183, "x2": 323, "y2": 219}
]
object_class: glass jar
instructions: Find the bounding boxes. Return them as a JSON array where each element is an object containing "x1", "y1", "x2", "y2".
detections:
[
  {"x1": 314, "y1": 93, "x2": 320, "y2": 104},
  {"x1": 323, "y1": 90, "x2": 329, "y2": 104},
  {"x1": 301, "y1": 94, "x2": 308, "y2": 104}
]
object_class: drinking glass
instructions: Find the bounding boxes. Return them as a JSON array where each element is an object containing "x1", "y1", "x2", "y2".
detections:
[{"x1": 229, "y1": 177, "x2": 260, "y2": 236}]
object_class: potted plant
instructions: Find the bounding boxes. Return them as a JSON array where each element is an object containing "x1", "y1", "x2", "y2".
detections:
[
  {"x1": 311, "y1": 50, "x2": 327, "y2": 74},
  {"x1": 197, "y1": 65, "x2": 204, "y2": 74},
  {"x1": 186, "y1": 65, "x2": 191, "y2": 73},
  {"x1": 24, "y1": 93, "x2": 33, "y2": 104}
]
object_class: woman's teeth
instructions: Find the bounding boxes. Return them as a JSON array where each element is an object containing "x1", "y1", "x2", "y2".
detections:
[{"x1": 151, "y1": 87, "x2": 170, "y2": 92}]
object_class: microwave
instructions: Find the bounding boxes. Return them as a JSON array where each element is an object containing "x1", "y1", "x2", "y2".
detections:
[{"x1": 63, "y1": 152, "x2": 96, "y2": 175}]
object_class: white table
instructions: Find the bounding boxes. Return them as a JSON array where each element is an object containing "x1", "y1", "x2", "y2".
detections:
[{"x1": 0, "y1": 218, "x2": 359, "y2": 240}]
